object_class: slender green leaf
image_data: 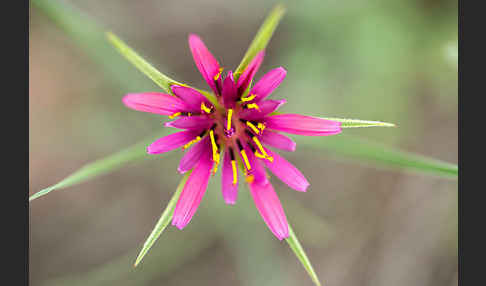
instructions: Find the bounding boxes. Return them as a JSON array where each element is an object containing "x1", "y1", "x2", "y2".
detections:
[
  {"x1": 134, "y1": 172, "x2": 191, "y2": 267},
  {"x1": 106, "y1": 31, "x2": 221, "y2": 108},
  {"x1": 29, "y1": 132, "x2": 166, "y2": 202},
  {"x1": 286, "y1": 225, "x2": 321, "y2": 286},
  {"x1": 234, "y1": 4, "x2": 286, "y2": 80},
  {"x1": 321, "y1": 117, "x2": 395, "y2": 128},
  {"x1": 106, "y1": 32, "x2": 186, "y2": 94},
  {"x1": 298, "y1": 134, "x2": 458, "y2": 179}
]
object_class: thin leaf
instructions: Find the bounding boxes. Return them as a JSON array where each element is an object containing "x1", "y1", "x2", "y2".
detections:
[
  {"x1": 29, "y1": 132, "x2": 166, "y2": 202},
  {"x1": 134, "y1": 172, "x2": 191, "y2": 267},
  {"x1": 286, "y1": 224, "x2": 322, "y2": 286},
  {"x1": 321, "y1": 117, "x2": 396, "y2": 128},
  {"x1": 106, "y1": 31, "x2": 221, "y2": 108},
  {"x1": 234, "y1": 4, "x2": 286, "y2": 80},
  {"x1": 106, "y1": 31, "x2": 186, "y2": 94},
  {"x1": 298, "y1": 134, "x2": 458, "y2": 179}
]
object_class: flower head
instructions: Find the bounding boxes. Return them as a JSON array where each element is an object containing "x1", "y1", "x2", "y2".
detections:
[{"x1": 123, "y1": 34, "x2": 342, "y2": 240}]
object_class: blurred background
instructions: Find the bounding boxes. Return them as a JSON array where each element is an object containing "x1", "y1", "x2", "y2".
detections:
[{"x1": 29, "y1": 0, "x2": 457, "y2": 285}]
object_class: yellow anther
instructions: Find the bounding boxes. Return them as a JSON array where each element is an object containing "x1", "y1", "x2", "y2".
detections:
[
  {"x1": 212, "y1": 155, "x2": 220, "y2": 174},
  {"x1": 209, "y1": 129, "x2": 220, "y2": 174},
  {"x1": 246, "y1": 121, "x2": 260, "y2": 134},
  {"x1": 183, "y1": 136, "x2": 201, "y2": 150},
  {"x1": 226, "y1": 109, "x2": 233, "y2": 131},
  {"x1": 252, "y1": 137, "x2": 274, "y2": 162},
  {"x1": 231, "y1": 160, "x2": 238, "y2": 185},
  {"x1": 240, "y1": 150, "x2": 251, "y2": 170},
  {"x1": 201, "y1": 102, "x2": 212, "y2": 114},
  {"x1": 254, "y1": 152, "x2": 266, "y2": 159},
  {"x1": 252, "y1": 137, "x2": 268, "y2": 156},
  {"x1": 169, "y1": 112, "x2": 181, "y2": 119},
  {"x1": 246, "y1": 103, "x2": 260, "y2": 110},
  {"x1": 241, "y1": 93, "x2": 256, "y2": 102},
  {"x1": 257, "y1": 122, "x2": 266, "y2": 131},
  {"x1": 245, "y1": 174, "x2": 255, "y2": 184},
  {"x1": 213, "y1": 67, "x2": 224, "y2": 80}
]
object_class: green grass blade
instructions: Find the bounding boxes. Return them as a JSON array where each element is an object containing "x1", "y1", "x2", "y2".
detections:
[
  {"x1": 298, "y1": 134, "x2": 458, "y2": 179},
  {"x1": 29, "y1": 133, "x2": 166, "y2": 202},
  {"x1": 322, "y1": 117, "x2": 396, "y2": 128},
  {"x1": 106, "y1": 32, "x2": 186, "y2": 94},
  {"x1": 286, "y1": 225, "x2": 321, "y2": 286},
  {"x1": 134, "y1": 172, "x2": 191, "y2": 267},
  {"x1": 234, "y1": 4, "x2": 286, "y2": 80}
]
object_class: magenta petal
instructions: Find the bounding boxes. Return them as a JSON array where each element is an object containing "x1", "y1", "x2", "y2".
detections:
[
  {"x1": 239, "y1": 99, "x2": 286, "y2": 120},
  {"x1": 249, "y1": 182, "x2": 289, "y2": 240},
  {"x1": 171, "y1": 85, "x2": 211, "y2": 112},
  {"x1": 178, "y1": 137, "x2": 210, "y2": 173},
  {"x1": 122, "y1": 92, "x2": 188, "y2": 116},
  {"x1": 250, "y1": 67, "x2": 287, "y2": 102},
  {"x1": 260, "y1": 130, "x2": 296, "y2": 152},
  {"x1": 147, "y1": 130, "x2": 199, "y2": 154},
  {"x1": 222, "y1": 71, "x2": 237, "y2": 108},
  {"x1": 263, "y1": 148, "x2": 309, "y2": 192},
  {"x1": 165, "y1": 116, "x2": 213, "y2": 130},
  {"x1": 237, "y1": 51, "x2": 264, "y2": 95},
  {"x1": 172, "y1": 152, "x2": 213, "y2": 229},
  {"x1": 188, "y1": 34, "x2": 221, "y2": 94},
  {"x1": 221, "y1": 150, "x2": 238, "y2": 205},
  {"x1": 265, "y1": 114, "x2": 342, "y2": 136}
]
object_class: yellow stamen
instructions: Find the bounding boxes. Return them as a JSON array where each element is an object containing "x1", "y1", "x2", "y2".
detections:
[
  {"x1": 226, "y1": 109, "x2": 233, "y2": 131},
  {"x1": 213, "y1": 67, "x2": 224, "y2": 80},
  {"x1": 212, "y1": 157, "x2": 220, "y2": 174},
  {"x1": 254, "y1": 152, "x2": 266, "y2": 159},
  {"x1": 241, "y1": 93, "x2": 256, "y2": 102},
  {"x1": 169, "y1": 112, "x2": 181, "y2": 119},
  {"x1": 246, "y1": 121, "x2": 260, "y2": 134},
  {"x1": 231, "y1": 160, "x2": 238, "y2": 185},
  {"x1": 183, "y1": 136, "x2": 201, "y2": 150},
  {"x1": 240, "y1": 150, "x2": 251, "y2": 170},
  {"x1": 257, "y1": 122, "x2": 266, "y2": 131},
  {"x1": 245, "y1": 174, "x2": 255, "y2": 183},
  {"x1": 201, "y1": 102, "x2": 212, "y2": 114},
  {"x1": 252, "y1": 137, "x2": 268, "y2": 156},
  {"x1": 246, "y1": 103, "x2": 260, "y2": 110},
  {"x1": 209, "y1": 130, "x2": 220, "y2": 174}
]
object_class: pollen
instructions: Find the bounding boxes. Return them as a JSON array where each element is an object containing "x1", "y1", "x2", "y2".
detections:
[
  {"x1": 182, "y1": 136, "x2": 201, "y2": 150},
  {"x1": 169, "y1": 112, "x2": 181, "y2": 119},
  {"x1": 209, "y1": 130, "x2": 219, "y2": 161},
  {"x1": 209, "y1": 130, "x2": 220, "y2": 174},
  {"x1": 231, "y1": 160, "x2": 238, "y2": 185},
  {"x1": 240, "y1": 150, "x2": 251, "y2": 170},
  {"x1": 245, "y1": 173, "x2": 255, "y2": 184},
  {"x1": 226, "y1": 109, "x2": 233, "y2": 131},
  {"x1": 201, "y1": 102, "x2": 212, "y2": 114},
  {"x1": 257, "y1": 122, "x2": 266, "y2": 131},
  {"x1": 246, "y1": 121, "x2": 260, "y2": 134},
  {"x1": 213, "y1": 67, "x2": 224, "y2": 80},
  {"x1": 246, "y1": 103, "x2": 260, "y2": 110},
  {"x1": 241, "y1": 93, "x2": 256, "y2": 102}
]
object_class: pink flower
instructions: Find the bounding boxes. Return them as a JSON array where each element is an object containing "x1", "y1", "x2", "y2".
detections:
[{"x1": 122, "y1": 34, "x2": 342, "y2": 240}]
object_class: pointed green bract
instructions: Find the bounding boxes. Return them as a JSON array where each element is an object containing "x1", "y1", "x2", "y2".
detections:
[
  {"x1": 106, "y1": 32, "x2": 221, "y2": 107},
  {"x1": 298, "y1": 134, "x2": 458, "y2": 179},
  {"x1": 106, "y1": 32, "x2": 186, "y2": 94},
  {"x1": 134, "y1": 172, "x2": 191, "y2": 267},
  {"x1": 29, "y1": 133, "x2": 166, "y2": 202},
  {"x1": 286, "y1": 225, "x2": 322, "y2": 286},
  {"x1": 234, "y1": 4, "x2": 286, "y2": 80},
  {"x1": 321, "y1": 117, "x2": 396, "y2": 128}
]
